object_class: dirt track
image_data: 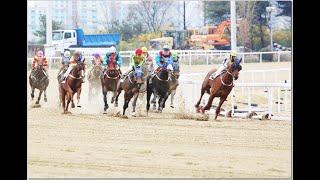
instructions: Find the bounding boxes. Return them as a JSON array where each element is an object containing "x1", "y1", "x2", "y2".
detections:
[{"x1": 27, "y1": 63, "x2": 291, "y2": 178}]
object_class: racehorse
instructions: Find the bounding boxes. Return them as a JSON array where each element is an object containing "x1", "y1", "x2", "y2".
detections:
[
  {"x1": 195, "y1": 58, "x2": 242, "y2": 120},
  {"x1": 130, "y1": 64, "x2": 149, "y2": 116},
  {"x1": 88, "y1": 64, "x2": 103, "y2": 101},
  {"x1": 59, "y1": 61, "x2": 85, "y2": 114},
  {"x1": 146, "y1": 67, "x2": 170, "y2": 114},
  {"x1": 151, "y1": 62, "x2": 180, "y2": 109},
  {"x1": 29, "y1": 64, "x2": 49, "y2": 105},
  {"x1": 115, "y1": 66, "x2": 146, "y2": 116},
  {"x1": 101, "y1": 59, "x2": 120, "y2": 112}
]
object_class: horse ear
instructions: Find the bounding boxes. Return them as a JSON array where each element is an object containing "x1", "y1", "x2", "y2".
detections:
[{"x1": 239, "y1": 58, "x2": 242, "y2": 63}]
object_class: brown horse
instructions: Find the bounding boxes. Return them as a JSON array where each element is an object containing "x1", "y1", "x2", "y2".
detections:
[
  {"x1": 88, "y1": 64, "x2": 103, "y2": 101},
  {"x1": 29, "y1": 64, "x2": 49, "y2": 105},
  {"x1": 195, "y1": 58, "x2": 242, "y2": 120},
  {"x1": 59, "y1": 61, "x2": 85, "y2": 114},
  {"x1": 115, "y1": 66, "x2": 146, "y2": 116},
  {"x1": 101, "y1": 60, "x2": 120, "y2": 111}
]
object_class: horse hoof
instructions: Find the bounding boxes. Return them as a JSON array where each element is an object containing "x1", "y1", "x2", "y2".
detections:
[
  {"x1": 170, "y1": 105, "x2": 174, "y2": 108},
  {"x1": 71, "y1": 104, "x2": 75, "y2": 108},
  {"x1": 44, "y1": 98, "x2": 47, "y2": 102},
  {"x1": 77, "y1": 105, "x2": 82, "y2": 108},
  {"x1": 35, "y1": 101, "x2": 39, "y2": 105}
]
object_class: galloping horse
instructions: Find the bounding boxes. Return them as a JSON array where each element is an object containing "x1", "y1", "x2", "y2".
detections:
[
  {"x1": 195, "y1": 58, "x2": 242, "y2": 120},
  {"x1": 115, "y1": 66, "x2": 146, "y2": 116},
  {"x1": 59, "y1": 61, "x2": 85, "y2": 114},
  {"x1": 151, "y1": 62, "x2": 180, "y2": 109},
  {"x1": 88, "y1": 64, "x2": 103, "y2": 101},
  {"x1": 146, "y1": 67, "x2": 170, "y2": 113},
  {"x1": 29, "y1": 64, "x2": 49, "y2": 105},
  {"x1": 101, "y1": 59, "x2": 120, "y2": 111}
]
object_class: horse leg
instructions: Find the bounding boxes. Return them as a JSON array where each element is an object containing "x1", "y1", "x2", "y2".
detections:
[
  {"x1": 215, "y1": 97, "x2": 227, "y2": 120},
  {"x1": 65, "y1": 93, "x2": 72, "y2": 113},
  {"x1": 44, "y1": 89, "x2": 47, "y2": 102},
  {"x1": 195, "y1": 87, "x2": 206, "y2": 112},
  {"x1": 151, "y1": 94, "x2": 157, "y2": 110},
  {"x1": 131, "y1": 93, "x2": 139, "y2": 116},
  {"x1": 200, "y1": 93, "x2": 216, "y2": 114},
  {"x1": 170, "y1": 90, "x2": 176, "y2": 108},
  {"x1": 115, "y1": 85, "x2": 122, "y2": 107},
  {"x1": 60, "y1": 89, "x2": 67, "y2": 113},
  {"x1": 103, "y1": 89, "x2": 108, "y2": 111},
  {"x1": 76, "y1": 88, "x2": 82, "y2": 107},
  {"x1": 36, "y1": 90, "x2": 43, "y2": 104},
  {"x1": 162, "y1": 92, "x2": 170, "y2": 109},
  {"x1": 123, "y1": 92, "x2": 133, "y2": 116},
  {"x1": 146, "y1": 86, "x2": 152, "y2": 115},
  {"x1": 31, "y1": 87, "x2": 35, "y2": 101}
]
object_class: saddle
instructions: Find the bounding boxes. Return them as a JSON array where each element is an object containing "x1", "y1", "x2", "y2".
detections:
[{"x1": 209, "y1": 70, "x2": 225, "y2": 80}]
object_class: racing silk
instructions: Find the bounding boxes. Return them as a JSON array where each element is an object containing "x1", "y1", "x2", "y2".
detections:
[
  {"x1": 103, "y1": 52, "x2": 122, "y2": 67},
  {"x1": 130, "y1": 55, "x2": 145, "y2": 67},
  {"x1": 69, "y1": 55, "x2": 85, "y2": 67},
  {"x1": 144, "y1": 53, "x2": 154, "y2": 73},
  {"x1": 92, "y1": 56, "x2": 102, "y2": 66},
  {"x1": 32, "y1": 55, "x2": 48, "y2": 70},
  {"x1": 155, "y1": 50, "x2": 173, "y2": 67}
]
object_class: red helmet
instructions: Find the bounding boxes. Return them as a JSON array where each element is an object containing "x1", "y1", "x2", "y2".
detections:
[{"x1": 135, "y1": 48, "x2": 143, "y2": 55}]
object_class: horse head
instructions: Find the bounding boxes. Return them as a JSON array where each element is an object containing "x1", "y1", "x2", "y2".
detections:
[
  {"x1": 133, "y1": 66, "x2": 145, "y2": 84},
  {"x1": 227, "y1": 58, "x2": 242, "y2": 80},
  {"x1": 93, "y1": 65, "x2": 102, "y2": 77},
  {"x1": 158, "y1": 67, "x2": 169, "y2": 81},
  {"x1": 171, "y1": 62, "x2": 180, "y2": 79}
]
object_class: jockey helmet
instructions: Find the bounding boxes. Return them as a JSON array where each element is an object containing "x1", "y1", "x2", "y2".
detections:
[
  {"x1": 141, "y1": 47, "x2": 148, "y2": 53},
  {"x1": 172, "y1": 51, "x2": 178, "y2": 58},
  {"x1": 92, "y1": 52, "x2": 100, "y2": 58},
  {"x1": 135, "y1": 48, "x2": 143, "y2": 55},
  {"x1": 37, "y1": 50, "x2": 44, "y2": 57},
  {"x1": 230, "y1": 50, "x2": 237, "y2": 57},
  {"x1": 64, "y1": 51, "x2": 71, "y2": 58},
  {"x1": 109, "y1": 46, "x2": 117, "y2": 53},
  {"x1": 73, "y1": 51, "x2": 82, "y2": 60},
  {"x1": 163, "y1": 45, "x2": 170, "y2": 51}
]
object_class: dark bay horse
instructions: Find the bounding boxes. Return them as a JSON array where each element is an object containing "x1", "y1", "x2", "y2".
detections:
[
  {"x1": 151, "y1": 62, "x2": 180, "y2": 109},
  {"x1": 101, "y1": 60, "x2": 120, "y2": 111},
  {"x1": 146, "y1": 67, "x2": 170, "y2": 113},
  {"x1": 59, "y1": 61, "x2": 85, "y2": 114},
  {"x1": 115, "y1": 66, "x2": 145, "y2": 116},
  {"x1": 88, "y1": 64, "x2": 103, "y2": 101},
  {"x1": 195, "y1": 58, "x2": 242, "y2": 120},
  {"x1": 29, "y1": 64, "x2": 49, "y2": 105}
]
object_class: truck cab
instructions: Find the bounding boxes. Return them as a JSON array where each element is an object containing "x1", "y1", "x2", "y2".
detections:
[{"x1": 52, "y1": 30, "x2": 77, "y2": 52}]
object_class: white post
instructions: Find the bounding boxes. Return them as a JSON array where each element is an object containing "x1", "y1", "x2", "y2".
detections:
[
  {"x1": 284, "y1": 88, "x2": 288, "y2": 112},
  {"x1": 242, "y1": 54, "x2": 245, "y2": 64},
  {"x1": 230, "y1": 0, "x2": 237, "y2": 51},
  {"x1": 260, "y1": 53, "x2": 262, "y2": 63},
  {"x1": 46, "y1": 1, "x2": 52, "y2": 46},
  {"x1": 189, "y1": 51, "x2": 191, "y2": 66},
  {"x1": 277, "y1": 87, "x2": 281, "y2": 113},
  {"x1": 251, "y1": 71, "x2": 255, "y2": 92},
  {"x1": 268, "y1": 87, "x2": 273, "y2": 118},
  {"x1": 278, "y1": 51, "x2": 281, "y2": 63},
  {"x1": 231, "y1": 89, "x2": 235, "y2": 117},
  {"x1": 248, "y1": 87, "x2": 251, "y2": 113},
  {"x1": 206, "y1": 51, "x2": 209, "y2": 65}
]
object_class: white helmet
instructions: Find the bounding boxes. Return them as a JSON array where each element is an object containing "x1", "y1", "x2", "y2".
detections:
[
  {"x1": 63, "y1": 51, "x2": 71, "y2": 58},
  {"x1": 163, "y1": 45, "x2": 170, "y2": 50},
  {"x1": 109, "y1": 46, "x2": 117, "y2": 53}
]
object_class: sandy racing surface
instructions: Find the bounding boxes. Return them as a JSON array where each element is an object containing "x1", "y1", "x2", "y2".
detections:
[{"x1": 27, "y1": 63, "x2": 291, "y2": 178}]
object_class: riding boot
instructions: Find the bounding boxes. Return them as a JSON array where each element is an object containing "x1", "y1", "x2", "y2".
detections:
[{"x1": 61, "y1": 66, "x2": 73, "y2": 83}]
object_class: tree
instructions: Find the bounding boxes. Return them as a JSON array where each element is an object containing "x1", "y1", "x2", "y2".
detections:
[
  {"x1": 33, "y1": 14, "x2": 62, "y2": 44},
  {"x1": 237, "y1": 1, "x2": 256, "y2": 50},
  {"x1": 204, "y1": 1, "x2": 230, "y2": 25},
  {"x1": 133, "y1": 1, "x2": 174, "y2": 32}
]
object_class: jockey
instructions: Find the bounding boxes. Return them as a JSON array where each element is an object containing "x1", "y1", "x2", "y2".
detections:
[
  {"x1": 121, "y1": 48, "x2": 146, "y2": 81},
  {"x1": 58, "y1": 50, "x2": 71, "y2": 77},
  {"x1": 212, "y1": 50, "x2": 238, "y2": 79},
  {"x1": 32, "y1": 50, "x2": 48, "y2": 76},
  {"x1": 103, "y1": 46, "x2": 122, "y2": 74},
  {"x1": 88, "y1": 52, "x2": 103, "y2": 78},
  {"x1": 61, "y1": 51, "x2": 86, "y2": 83},
  {"x1": 171, "y1": 51, "x2": 179, "y2": 63},
  {"x1": 141, "y1": 46, "x2": 154, "y2": 74},
  {"x1": 149, "y1": 45, "x2": 173, "y2": 84}
]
